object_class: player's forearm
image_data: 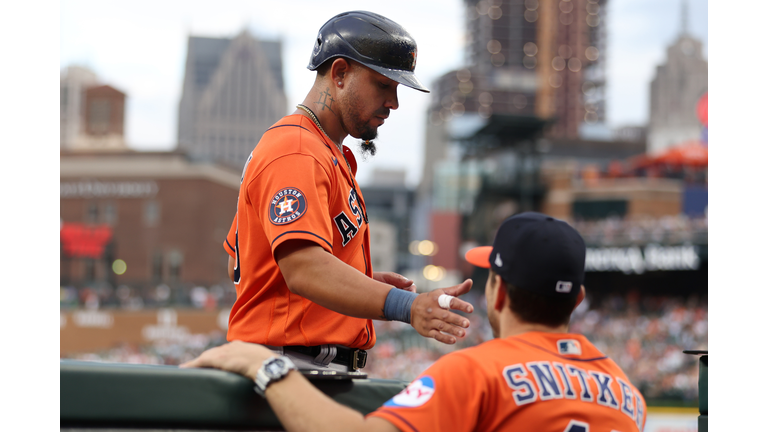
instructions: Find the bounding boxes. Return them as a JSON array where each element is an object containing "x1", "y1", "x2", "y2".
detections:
[
  {"x1": 265, "y1": 371, "x2": 391, "y2": 432},
  {"x1": 277, "y1": 242, "x2": 390, "y2": 319}
]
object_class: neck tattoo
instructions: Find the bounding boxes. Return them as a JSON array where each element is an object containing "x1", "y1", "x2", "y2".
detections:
[{"x1": 297, "y1": 104, "x2": 342, "y2": 152}]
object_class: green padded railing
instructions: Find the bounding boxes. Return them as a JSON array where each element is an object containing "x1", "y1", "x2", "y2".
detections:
[
  {"x1": 60, "y1": 360, "x2": 407, "y2": 430},
  {"x1": 683, "y1": 350, "x2": 707, "y2": 432}
]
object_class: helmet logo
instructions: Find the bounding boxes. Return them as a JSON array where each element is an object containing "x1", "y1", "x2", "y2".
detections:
[
  {"x1": 313, "y1": 32, "x2": 322, "y2": 57},
  {"x1": 410, "y1": 50, "x2": 417, "y2": 70}
]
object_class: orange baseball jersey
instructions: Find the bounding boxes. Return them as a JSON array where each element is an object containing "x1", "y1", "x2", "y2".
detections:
[
  {"x1": 369, "y1": 332, "x2": 646, "y2": 432},
  {"x1": 224, "y1": 114, "x2": 375, "y2": 349}
]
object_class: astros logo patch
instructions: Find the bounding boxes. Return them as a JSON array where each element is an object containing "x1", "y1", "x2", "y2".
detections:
[
  {"x1": 269, "y1": 187, "x2": 307, "y2": 225},
  {"x1": 383, "y1": 376, "x2": 435, "y2": 408}
]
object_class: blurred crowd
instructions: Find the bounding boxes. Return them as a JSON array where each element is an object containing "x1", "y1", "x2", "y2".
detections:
[
  {"x1": 571, "y1": 214, "x2": 708, "y2": 246},
  {"x1": 69, "y1": 331, "x2": 228, "y2": 366},
  {"x1": 62, "y1": 290, "x2": 706, "y2": 403}
]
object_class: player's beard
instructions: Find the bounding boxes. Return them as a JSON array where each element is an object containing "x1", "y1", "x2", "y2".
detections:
[{"x1": 339, "y1": 93, "x2": 384, "y2": 158}]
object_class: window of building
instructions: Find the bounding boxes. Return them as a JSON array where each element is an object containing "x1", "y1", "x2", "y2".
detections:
[
  {"x1": 84, "y1": 259, "x2": 96, "y2": 281},
  {"x1": 88, "y1": 98, "x2": 111, "y2": 134},
  {"x1": 151, "y1": 251, "x2": 163, "y2": 281},
  {"x1": 168, "y1": 250, "x2": 183, "y2": 281},
  {"x1": 103, "y1": 202, "x2": 117, "y2": 225},
  {"x1": 144, "y1": 201, "x2": 160, "y2": 227},
  {"x1": 86, "y1": 203, "x2": 99, "y2": 224}
]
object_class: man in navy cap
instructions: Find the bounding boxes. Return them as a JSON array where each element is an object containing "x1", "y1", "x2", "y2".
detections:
[{"x1": 185, "y1": 212, "x2": 646, "y2": 432}]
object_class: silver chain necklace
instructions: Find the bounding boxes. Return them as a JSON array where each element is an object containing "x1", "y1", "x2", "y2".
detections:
[
  {"x1": 295, "y1": 104, "x2": 369, "y2": 225},
  {"x1": 296, "y1": 104, "x2": 342, "y2": 152}
]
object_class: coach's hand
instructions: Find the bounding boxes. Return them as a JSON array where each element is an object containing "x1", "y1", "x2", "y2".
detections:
[
  {"x1": 373, "y1": 271, "x2": 416, "y2": 293},
  {"x1": 180, "y1": 340, "x2": 275, "y2": 380},
  {"x1": 410, "y1": 279, "x2": 473, "y2": 344}
]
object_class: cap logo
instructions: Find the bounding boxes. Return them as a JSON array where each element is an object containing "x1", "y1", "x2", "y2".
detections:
[
  {"x1": 495, "y1": 253, "x2": 503, "y2": 267},
  {"x1": 555, "y1": 281, "x2": 573, "y2": 293}
]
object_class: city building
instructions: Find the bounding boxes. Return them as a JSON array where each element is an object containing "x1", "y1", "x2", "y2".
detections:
[
  {"x1": 360, "y1": 169, "x2": 415, "y2": 274},
  {"x1": 60, "y1": 151, "x2": 240, "y2": 293},
  {"x1": 60, "y1": 66, "x2": 128, "y2": 151},
  {"x1": 646, "y1": 2, "x2": 708, "y2": 154},
  {"x1": 177, "y1": 31, "x2": 287, "y2": 169},
  {"x1": 416, "y1": 0, "x2": 611, "y2": 269}
]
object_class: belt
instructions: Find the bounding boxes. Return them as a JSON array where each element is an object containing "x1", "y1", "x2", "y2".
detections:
[{"x1": 283, "y1": 345, "x2": 368, "y2": 370}]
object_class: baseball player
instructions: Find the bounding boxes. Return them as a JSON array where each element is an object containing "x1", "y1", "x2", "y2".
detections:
[
  {"x1": 185, "y1": 212, "x2": 647, "y2": 431},
  {"x1": 222, "y1": 10, "x2": 474, "y2": 373}
]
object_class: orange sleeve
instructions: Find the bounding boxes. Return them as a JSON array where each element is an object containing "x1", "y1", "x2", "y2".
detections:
[
  {"x1": 247, "y1": 153, "x2": 334, "y2": 256},
  {"x1": 367, "y1": 353, "x2": 485, "y2": 432},
  {"x1": 223, "y1": 213, "x2": 237, "y2": 258}
]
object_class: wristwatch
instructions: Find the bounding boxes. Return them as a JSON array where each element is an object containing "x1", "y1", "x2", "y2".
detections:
[{"x1": 254, "y1": 355, "x2": 297, "y2": 397}]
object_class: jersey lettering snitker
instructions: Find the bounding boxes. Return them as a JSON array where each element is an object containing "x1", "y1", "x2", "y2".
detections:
[
  {"x1": 369, "y1": 332, "x2": 647, "y2": 432},
  {"x1": 224, "y1": 114, "x2": 375, "y2": 349}
]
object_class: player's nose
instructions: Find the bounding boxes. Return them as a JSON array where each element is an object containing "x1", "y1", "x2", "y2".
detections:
[{"x1": 385, "y1": 86, "x2": 399, "y2": 111}]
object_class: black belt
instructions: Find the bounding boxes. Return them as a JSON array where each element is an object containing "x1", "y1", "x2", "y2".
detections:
[{"x1": 283, "y1": 345, "x2": 368, "y2": 370}]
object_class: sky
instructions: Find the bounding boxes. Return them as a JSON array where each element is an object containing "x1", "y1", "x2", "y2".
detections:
[{"x1": 60, "y1": 0, "x2": 707, "y2": 187}]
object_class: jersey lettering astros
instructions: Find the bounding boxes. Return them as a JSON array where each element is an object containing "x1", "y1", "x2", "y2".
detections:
[
  {"x1": 369, "y1": 332, "x2": 646, "y2": 432},
  {"x1": 224, "y1": 114, "x2": 375, "y2": 349}
]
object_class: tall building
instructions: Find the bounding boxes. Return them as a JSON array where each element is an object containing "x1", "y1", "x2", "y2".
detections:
[
  {"x1": 647, "y1": 2, "x2": 707, "y2": 154},
  {"x1": 415, "y1": 0, "x2": 610, "y2": 276},
  {"x1": 60, "y1": 66, "x2": 128, "y2": 151},
  {"x1": 420, "y1": 0, "x2": 608, "y2": 197},
  {"x1": 177, "y1": 31, "x2": 287, "y2": 169}
]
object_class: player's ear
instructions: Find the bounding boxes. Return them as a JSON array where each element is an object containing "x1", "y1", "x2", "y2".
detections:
[
  {"x1": 573, "y1": 285, "x2": 586, "y2": 311},
  {"x1": 330, "y1": 58, "x2": 351, "y2": 86}
]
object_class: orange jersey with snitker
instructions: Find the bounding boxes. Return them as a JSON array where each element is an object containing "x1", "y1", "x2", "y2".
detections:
[
  {"x1": 224, "y1": 114, "x2": 375, "y2": 349},
  {"x1": 370, "y1": 332, "x2": 646, "y2": 432}
]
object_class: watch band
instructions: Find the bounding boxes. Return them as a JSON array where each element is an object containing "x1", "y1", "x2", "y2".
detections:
[{"x1": 254, "y1": 355, "x2": 297, "y2": 397}]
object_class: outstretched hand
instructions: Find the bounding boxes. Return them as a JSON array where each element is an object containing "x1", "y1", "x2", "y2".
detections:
[
  {"x1": 373, "y1": 271, "x2": 416, "y2": 292},
  {"x1": 410, "y1": 279, "x2": 474, "y2": 344}
]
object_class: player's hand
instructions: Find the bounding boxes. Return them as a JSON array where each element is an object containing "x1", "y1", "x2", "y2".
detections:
[
  {"x1": 410, "y1": 279, "x2": 474, "y2": 344},
  {"x1": 373, "y1": 271, "x2": 416, "y2": 293},
  {"x1": 179, "y1": 340, "x2": 275, "y2": 380}
]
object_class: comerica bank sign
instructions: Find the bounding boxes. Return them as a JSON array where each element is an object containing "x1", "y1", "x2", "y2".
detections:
[{"x1": 585, "y1": 245, "x2": 701, "y2": 275}]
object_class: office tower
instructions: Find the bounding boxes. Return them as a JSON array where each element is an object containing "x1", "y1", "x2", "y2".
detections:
[
  {"x1": 420, "y1": 0, "x2": 608, "y2": 197},
  {"x1": 647, "y1": 1, "x2": 707, "y2": 154},
  {"x1": 177, "y1": 31, "x2": 287, "y2": 168}
]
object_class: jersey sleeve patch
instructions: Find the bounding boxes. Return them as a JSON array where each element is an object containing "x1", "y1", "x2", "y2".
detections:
[
  {"x1": 383, "y1": 376, "x2": 435, "y2": 408},
  {"x1": 269, "y1": 187, "x2": 307, "y2": 225}
]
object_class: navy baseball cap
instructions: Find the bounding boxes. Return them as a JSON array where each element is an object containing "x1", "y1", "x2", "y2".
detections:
[{"x1": 464, "y1": 212, "x2": 586, "y2": 297}]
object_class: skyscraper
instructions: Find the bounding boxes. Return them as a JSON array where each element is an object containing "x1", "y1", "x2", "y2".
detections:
[
  {"x1": 177, "y1": 31, "x2": 287, "y2": 168},
  {"x1": 416, "y1": 0, "x2": 610, "y2": 275},
  {"x1": 647, "y1": 1, "x2": 707, "y2": 154},
  {"x1": 420, "y1": 0, "x2": 608, "y2": 197}
]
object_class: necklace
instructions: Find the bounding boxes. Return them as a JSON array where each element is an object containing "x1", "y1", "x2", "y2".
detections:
[
  {"x1": 297, "y1": 104, "x2": 342, "y2": 152},
  {"x1": 296, "y1": 104, "x2": 369, "y2": 225}
]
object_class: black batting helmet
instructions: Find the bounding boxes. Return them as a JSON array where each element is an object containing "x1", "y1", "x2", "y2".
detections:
[{"x1": 307, "y1": 11, "x2": 429, "y2": 93}]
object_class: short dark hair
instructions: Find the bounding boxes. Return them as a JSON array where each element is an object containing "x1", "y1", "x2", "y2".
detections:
[
  {"x1": 315, "y1": 59, "x2": 333, "y2": 76},
  {"x1": 498, "y1": 271, "x2": 578, "y2": 327}
]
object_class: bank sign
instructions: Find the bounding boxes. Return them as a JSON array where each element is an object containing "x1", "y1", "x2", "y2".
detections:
[{"x1": 585, "y1": 245, "x2": 701, "y2": 274}]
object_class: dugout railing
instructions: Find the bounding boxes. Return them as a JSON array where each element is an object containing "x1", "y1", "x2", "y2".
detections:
[{"x1": 60, "y1": 360, "x2": 406, "y2": 431}]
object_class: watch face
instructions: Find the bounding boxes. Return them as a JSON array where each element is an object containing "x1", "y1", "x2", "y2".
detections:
[{"x1": 265, "y1": 359, "x2": 285, "y2": 378}]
